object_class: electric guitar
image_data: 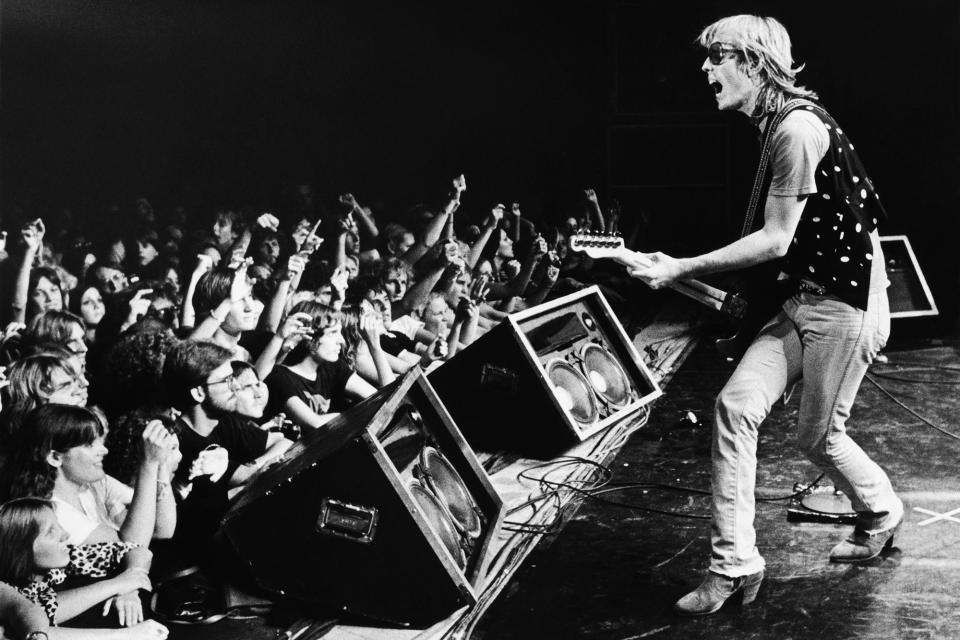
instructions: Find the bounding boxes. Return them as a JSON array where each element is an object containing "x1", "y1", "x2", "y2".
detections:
[{"x1": 569, "y1": 231, "x2": 778, "y2": 359}]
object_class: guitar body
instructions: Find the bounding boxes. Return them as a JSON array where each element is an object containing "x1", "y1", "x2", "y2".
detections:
[
  {"x1": 569, "y1": 231, "x2": 797, "y2": 361},
  {"x1": 714, "y1": 265, "x2": 794, "y2": 360}
]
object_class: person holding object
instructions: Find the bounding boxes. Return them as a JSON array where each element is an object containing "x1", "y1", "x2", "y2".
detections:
[{"x1": 627, "y1": 15, "x2": 901, "y2": 615}]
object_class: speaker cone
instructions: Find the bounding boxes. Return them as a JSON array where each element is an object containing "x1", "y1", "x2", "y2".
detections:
[
  {"x1": 545, "y1": 360, "x2": 598, "y2": 427},
  {"x1": 579, "y1": 343, "x2": 632, "y2": 408},
  {"x1": 408, "y1": 479, "x2": 467, "y2": 569},
  {"x1": 418, "y1": 447, "x2": 482, "y2": 540}
]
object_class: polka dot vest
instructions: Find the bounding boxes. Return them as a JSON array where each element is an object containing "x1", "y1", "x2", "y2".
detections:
[{"x1": 782, "y1": 102, "x2": 888, "y2": 310}]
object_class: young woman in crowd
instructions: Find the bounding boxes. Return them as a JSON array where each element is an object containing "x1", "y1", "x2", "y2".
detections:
[
  {"x1": 263, "y1": 302, "x2": 389, "y2": 430},
  {"x1": 69, "y1": 285, "x2": 106, "y2": 347},
  {"x1": 1, "y1": 405, "x2": 178, "y2": 550},
  {"x1": 0, "y1": 497, "x2": 168, "y2": 637}
]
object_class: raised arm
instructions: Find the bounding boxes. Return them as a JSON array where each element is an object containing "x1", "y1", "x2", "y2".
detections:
[
  {"x1": 189, "y1": 263, "x2": 249, "y2": 341},
  {"x1": 402, "y1": 174, "x2": 466, "y2": 266},
  {"x1": 261, "y1": 255, "x2": 306, "y2": 333},
  {"x1": 524, "y1": 262, "x2": 560, "y2": 307},
  {"x1": 181, "y1": 254, "x2": 214, "y2": 329},
  {"x1": 254, "y1": 311, "x2": 312, "y2": 380},
  {"x1": 360, "y1": 311, "x2": 395, "y2": 387},
  {"x1": 393, "y1": 248, "x2": 456, "y2": 317},
  {"x1": 466, "y1": 205, "x2": 502, "y2": 270},
  {"x1": 118, "y1": 421, "x2": 178, "y2": 546},
  {"x1": 503, "y1": 234, "x2": 548, "y2": 300},
  {"x1": 583, "y1": 188, "x2": 606, "y2": 233},
  {"x1": 9, "y1": 219, "x2": 44, "y2": 324},
  {"x1": 339, "y1": 193, "x2": 379, "y2": 241}
]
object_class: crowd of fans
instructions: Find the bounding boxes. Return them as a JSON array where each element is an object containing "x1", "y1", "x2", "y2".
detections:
[{"x1": 0, "y1": 176, "x2": 628, "y2": 639}]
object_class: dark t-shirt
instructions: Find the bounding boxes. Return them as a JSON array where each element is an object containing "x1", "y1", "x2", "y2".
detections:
[
  {"x1": 239, "y1": 329, "x2": 274, "y2": 363},
  {"x1": 172, "y1": 413, "x2": 269, "y2": 561},
  {"x1": 380, "y1": 331, "x2": 417, "y2": 358},
  {"x1": 174, "y1": 414, "x2": 269, "y2": 487},
  {"x1": 264, "y1": 361, "x2": 353, "y2": 420}
]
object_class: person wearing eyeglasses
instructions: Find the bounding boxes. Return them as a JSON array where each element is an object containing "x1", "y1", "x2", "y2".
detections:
[
  {"x1": 227, "y1": 361, "x2": 269, "y2": 421},
  {"x1": 160, "y1": 340, "x2": 292, "y2": 560},
  {"x1": 1, "y1": 351, "x2": 90, "y2": 447},
  {"x1": 628, "y1": 15, "x2": 901, "y2": 616}
]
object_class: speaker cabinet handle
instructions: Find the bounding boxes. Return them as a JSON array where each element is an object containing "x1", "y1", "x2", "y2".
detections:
[{"x1": 316, "y1": 498, "x2": 379, "y2": 544}]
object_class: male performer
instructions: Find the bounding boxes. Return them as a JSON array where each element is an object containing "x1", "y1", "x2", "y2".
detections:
[{"x1": 629, "y1": 15, "x2": 902, "y2": 615}]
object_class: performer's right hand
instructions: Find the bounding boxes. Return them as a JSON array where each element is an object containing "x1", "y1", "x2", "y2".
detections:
[{"x1": 628, "y1": 251, "x2": 682, "y2": 289}]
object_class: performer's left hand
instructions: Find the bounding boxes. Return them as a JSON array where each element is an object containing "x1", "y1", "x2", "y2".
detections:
[{"x1": 628, "y1": 251, "x2": 682, "y2": 289}]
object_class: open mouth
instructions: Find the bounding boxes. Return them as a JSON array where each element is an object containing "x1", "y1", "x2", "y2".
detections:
[{"x1": 710, "y1": 81, "x2": 723, "y2": 95}]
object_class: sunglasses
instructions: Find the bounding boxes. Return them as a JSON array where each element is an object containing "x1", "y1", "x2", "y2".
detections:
[{"x1": 707, "y1": 42, "x2": 740, "y2": 65}]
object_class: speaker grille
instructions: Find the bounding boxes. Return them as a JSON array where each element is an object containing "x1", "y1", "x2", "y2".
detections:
[
  {"x1": 546, "y1": 360, "x2": 598, "y2": 427},
  {"x1": 419, "y1": 447, "x2": 482, "y2": 540},
  {"x1": 408, "y1": 479, "x2": 467, "y2": 569},
  {"x1": 580, "y1": 343, "x2": 632, "y2": 408}
]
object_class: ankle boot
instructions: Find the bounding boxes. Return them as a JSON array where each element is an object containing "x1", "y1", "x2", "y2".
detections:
[
  {"x1": 673, "y1": 570, "x2": 764, "y2": 616},
  {"x1": 829, "y1": 517, "x2": 901, "y2": 563}
]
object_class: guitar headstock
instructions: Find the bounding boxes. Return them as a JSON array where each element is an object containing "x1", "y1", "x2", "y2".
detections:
[{"x1": 568, "y1": 230, "x2": 625, "y2": 260}]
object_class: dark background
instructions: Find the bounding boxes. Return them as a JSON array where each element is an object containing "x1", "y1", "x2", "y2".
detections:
[{"x1": 2, "y1": 1, "x2": 958, "y2": 332}]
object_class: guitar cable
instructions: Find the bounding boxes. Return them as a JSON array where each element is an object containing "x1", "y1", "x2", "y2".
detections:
[{"x1": 863, "y1": 371, "x2": 960, "y2": 442}]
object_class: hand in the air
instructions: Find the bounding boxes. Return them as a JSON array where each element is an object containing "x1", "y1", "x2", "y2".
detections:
[
  {"x1": 487, "y1": 204, "x2": 505, "y2": 226},
  {"x1": 338, "y1": 193, "x2": 359, "y2": 209},
  {"x1": 285, "y1": 254, "x2": 307, "y2": 281},
  {"x1": 628, "y1": 251, "x2": 682, "y2": 289},
  {"x1": 256, "y1": 213, "x2": 280, "y2": 231},
  {"x1": 21, "y1": 219, "x2": 45, "y2": 253}
]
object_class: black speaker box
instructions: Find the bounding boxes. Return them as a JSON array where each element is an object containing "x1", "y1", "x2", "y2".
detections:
[
  {"x1": 428, "y1": 286, "x2": 662, "y2": 458},
  {"x1": 220, "y1": 368, "x2": 504, "y2": 627},
  {"x1": 880, "y1": 235, "x2": 938, "y2": 318}
]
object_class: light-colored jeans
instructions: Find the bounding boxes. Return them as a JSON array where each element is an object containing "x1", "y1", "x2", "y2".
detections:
[{"x1": 710, "y1": 289, "x2": 902, "y2": 577}]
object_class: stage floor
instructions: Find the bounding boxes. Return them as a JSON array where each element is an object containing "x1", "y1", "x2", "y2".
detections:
[
  {"x1": 472, "y1": 338, "x2": 960, "y2": 639},
  {"x1": 158, "y1": 328, "x2": 960, "y2": 640}
]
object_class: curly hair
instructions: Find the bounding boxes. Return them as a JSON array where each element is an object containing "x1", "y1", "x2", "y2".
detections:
[
  {"x1": 282, "y1": 301, "x2": 340, "y2": 365},
  {"x1": 337, "y1": 304, "x2": 362, "y2": 370},
  {"x1": 0, "y1": 498, "x2": 55, "y2": 586},
  {"x1": 104, "y1": 409, "x2": 177, "y2": 486},
  {"x1": 95, "y1": 328, "x2": 178, "y2": 420},
  {"x1": 1, "y1": 404, "x2": 106, "y2": 503},
  {"x1": 376, "y1": 257, "x2": 414, "y2": 290}
]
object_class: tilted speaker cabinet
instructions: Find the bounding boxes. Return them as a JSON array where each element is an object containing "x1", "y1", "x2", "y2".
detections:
[
  {"x1": 428, "y1": 286, "x2": 662, "y2": 458},
  {"x1": 220, "y1": 368, "x2": 505, "y2": 627}
]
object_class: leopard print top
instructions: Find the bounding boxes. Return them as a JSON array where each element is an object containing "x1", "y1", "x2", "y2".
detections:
[{"x1": 15, "y1": 541, "x2": 139, "y2": 624}]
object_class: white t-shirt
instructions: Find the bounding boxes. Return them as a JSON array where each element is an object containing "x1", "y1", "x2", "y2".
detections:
[
  {"x1": 389, "y1": 315, "x2": 424, "y2": 340},
  {"x1": 52, "y1": 476, "x2": 135, "y2": 545}
]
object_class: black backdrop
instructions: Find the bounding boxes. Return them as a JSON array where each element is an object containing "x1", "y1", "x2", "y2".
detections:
[{"x1": 3, "y1": 1, "x2": 958, "y2": 331}]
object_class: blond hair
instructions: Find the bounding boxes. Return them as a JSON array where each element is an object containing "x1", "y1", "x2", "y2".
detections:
[{"x1": 698, "y1": 15, "x2": 818, "y2": 115}]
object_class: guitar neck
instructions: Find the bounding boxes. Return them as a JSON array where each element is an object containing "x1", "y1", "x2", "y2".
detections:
[{"x1": 610, "y1": 250, "x2": 729, "y2": 313}]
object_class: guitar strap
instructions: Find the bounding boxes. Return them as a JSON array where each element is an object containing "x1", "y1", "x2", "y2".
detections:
[{"x1": 739, "y1": 98, "x2": 814, "y2": 238}]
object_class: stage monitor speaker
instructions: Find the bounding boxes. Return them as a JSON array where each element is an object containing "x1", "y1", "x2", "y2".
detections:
[
  {"x1": 879, "y1": 235, "x2": 938, "y2": 318},
  {"x1": 219, "y1": 368, "x2": 505, "y2": 627},
  {"x1": 427, "y1": 286, "x2": 662, "y2": 458}
]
